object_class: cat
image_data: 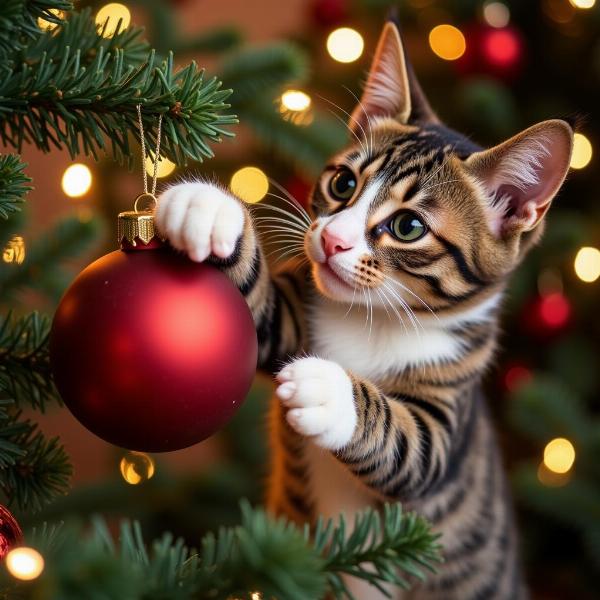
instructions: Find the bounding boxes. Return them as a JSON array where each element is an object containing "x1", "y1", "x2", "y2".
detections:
[{"x1": 155, "y1": 21, "x2": 573, "y2": 600}]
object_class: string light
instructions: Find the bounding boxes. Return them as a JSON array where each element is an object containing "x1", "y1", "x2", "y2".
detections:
[
  {"x1": 326, "y1": 27, "x2": 364, "y2": 63},
  {"x1": 62, "y1": 164, "x2": 92, "y2": 198},
  {"x1": 37, "y1": 8, "x2": 63, "y2": 31},
  {"x1": 5, "y1": 547, "x2": 45, "y2": 581},
  {"x1": 230, "y1": 167, "x2": 269, "y2": 203},
  {"x1": 2, "y1": 235, "x2": 25, "y2": 265},
  {"x1": 570, "y1": 133, "x2": 593, "y2": 169},
  {"x1": 281, "y1": 90, "x2": 312, "y2": 112},
  {"x1": 428, "y1": 24, "x2": 466, "y2": 61},
  {"x1": 483, "y1": 2, "x2": 510, "y2": 28},
  {"x1": 543, "y1": 438, "x2": 575, "y2": 474},
  {"x1": 574, "y1": 246, "x2": 600, "y2": 283},
  {"x1": 569, "y1": 0, "x2": 596, "y2": 8},
  {"x1": 145, "y1": 156, "x2": 176, "y2": 179},
  {"x1": 120, "y1": 451, "x2": 155, "y2": 485},
  {"x1": 95, "y1": 3, "x2": 131, "y2": 38}
]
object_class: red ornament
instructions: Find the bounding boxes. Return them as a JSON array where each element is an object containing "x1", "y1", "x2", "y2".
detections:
[
  {"x1": 50, "y1": 207, "x2": 257, "y2": 452},
  {"x1": 0, "y1": 504, "x2": 23, "y2": 559},
  {"x1": 310, "y1": 0, "x2": 348, "y2": 27}
]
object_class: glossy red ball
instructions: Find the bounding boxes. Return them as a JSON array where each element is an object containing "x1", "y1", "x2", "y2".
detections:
[
  {"x1": 50, "y1": 245, "x2": 257, "y2": 452},
  {"x1": 0, "y1": 504, "x2": 22, "y2": 559}
]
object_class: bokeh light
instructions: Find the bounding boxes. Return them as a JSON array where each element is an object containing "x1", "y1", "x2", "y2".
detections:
[
  {"x1": 95, "y1": 3, "x2": 131, "y2": 38},
  {"x1": 145, "y1": 155, "x2": 176, "y2": 179},
  {"x1": 570, "y1": 133, "x2": 592, "y2": 169},
  {"x1": 120, "y1": 451, "x2": 155, "y2": 485},
  {"x1": 504, "y1": 365, "x2": 532, "y2": 392},
  {"x1": 37, "y1": 8, "x2": 63, "y2": 31},
  {"x1": 483, "y1": 2, "x2": 510, "y2": 28},
  {"x1": 544, "y1": 438, "x2": 576, "y2": 474},
  {"x1": 483, "y1": 29, "x2": 521, "y2": 67},
  {"x1": 428, "y1": 24, "x2": 466, "y2": 61},
  {"x1": 281, "y1": 90, "x2": 312, "y2": 112},
  {"x1": 538, "y1": 292, "x2": 570, "y2": 329},
  {"x1": 2, "y1": 235, "x2": 25, "y2": 265},
  {"x1": 569, "y1": 0, "x2": 596, "y2": 9},
  {"x1": 537, "y1": 461, "x2": 571, "y2": 487},
  {"x1": 574, "y1": 246, "x2": 600, "y2": 283},
  {"x1": 326, "y1": 27, "x2": 364, "y2": 63},
  {"x1": 5, "y1": 547, "x2": 45, "y2": 581},
  {"x1": 230, "y1": 166, "x2": 269, "y2": 203},
  {"x1": 61, "y1": 164, "x2": 92, "y2": 198}
]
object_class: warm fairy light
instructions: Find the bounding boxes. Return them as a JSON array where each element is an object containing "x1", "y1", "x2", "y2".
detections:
[
  {"x1": 326, "y1": 27, "x2": 365, "y2": 63},
  {"x1": 145, "y1": 155, "x2": 176, "y2": 179},
  {"x1": 483, "y1": 2, "x2": 510, "y2": 28},
  {"x1": 250, "y1": 593, "x2": 263, "y2": 600},
  {"x1": 37, "y1": 8, "x2": 63, "y2": 31},
  {"x1": 3, "y1": 235, "x2": 26, "y2": 265},
  {"x1": 230, "y1": 166, "x2": 269, "y2": 203},
  {"x1": 537, "y1": 461, "x2": 570, "y2": 487},
  {"x1": 428, "y1": 25, "x2": 466, "y2": 61},
  {"x1": 544, "y1": 438, "x2": 575, "y2": 474},
  {"x1": 5, "y1": 547, "x2": 45, "y2": 581},
  {"x1": 120, "y1": 451, "x2": 155, "y2": 485},
  {"x1": 570, "y1": 133, "x2": 593, "y2": 169},
  {"x1": 95, "y1": 3, "x2": 131, "y2": 38},
  {"x1": 281, "y1": 90, "x2": 312, "y2": 112},
  {"x1": 61, "y1": 164, "x2": 92, "y2": 198},
  {"x1": 574, "y1": 246, "x2": 600, "y2": 283},
  {"x1": 569, "y1": 0, "x2": 596, "y2": 9}
]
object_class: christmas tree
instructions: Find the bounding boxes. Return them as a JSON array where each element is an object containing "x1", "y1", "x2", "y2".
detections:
[{"x1": 1, "y1": 0, "x2": 599, "y2": 598}]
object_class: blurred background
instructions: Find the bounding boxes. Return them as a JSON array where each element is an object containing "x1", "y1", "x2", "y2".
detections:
[{"x1": 1, "y1": 0, "x2": 599, "y2": 597}]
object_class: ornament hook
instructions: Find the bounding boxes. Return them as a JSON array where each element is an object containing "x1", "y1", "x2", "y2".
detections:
[
  {"x1": 134, "y1": 193, "x2": 157, "y2": 214},
  {"x1": 136, "y1": 104, "x2": 164, "y2": 199}
]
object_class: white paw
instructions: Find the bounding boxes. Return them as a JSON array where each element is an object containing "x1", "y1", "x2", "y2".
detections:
[
  {"x1": 155, "y1": 182, "x2": 245, "y2": 262},
  {"x1": 276, "y1": 357, "x2": 356, "y2": 450}
]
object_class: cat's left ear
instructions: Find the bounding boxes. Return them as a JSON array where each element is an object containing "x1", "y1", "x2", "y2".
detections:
[{"x1": 465, "y1": 119, "x2": 573, "y2": 237}]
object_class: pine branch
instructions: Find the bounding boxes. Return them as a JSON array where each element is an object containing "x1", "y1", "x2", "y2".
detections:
[
  {"x1": 0, "y1": 503, "x2": 441, "y2": 599},
  {"x1": 0, "y1": 11, "x2": 236, "y2": 166},
  {"x1": 0, "y1": 312, "x2": 58, "y2": 411},
  {"x1": 0, "y1": 155, "x2": 32, "y2": 220}
]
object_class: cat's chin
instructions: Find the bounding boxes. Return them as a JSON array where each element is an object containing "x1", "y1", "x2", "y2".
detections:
[{"x1": 313, "y1": 262, "x2": 357, "y2": 303}]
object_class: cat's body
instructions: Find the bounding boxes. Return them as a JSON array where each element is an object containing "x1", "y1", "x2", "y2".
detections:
[{"x1": 156, "y1": 21, "x2": 573, "y2": 600}]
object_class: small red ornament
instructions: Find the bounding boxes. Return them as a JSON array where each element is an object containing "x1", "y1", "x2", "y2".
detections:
[
  {"x1": 50, "y1": 202, "x2": 257, "y2": 452},
  {"x1": 0, "y1": 504, "x2": 23, "y2": 559},
  {"x1": 310, "y1": 0, "x2": 348, "y2": 28}
]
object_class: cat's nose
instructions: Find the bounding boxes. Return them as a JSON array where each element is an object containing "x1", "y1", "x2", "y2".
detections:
[{"x1": 321, "y1": 226, "x2": 355, "y2": 258}]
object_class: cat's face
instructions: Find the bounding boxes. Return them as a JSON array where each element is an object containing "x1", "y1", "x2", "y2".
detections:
[{"x1": 304, "y1": 22, "x2": 573, "y2": 317}]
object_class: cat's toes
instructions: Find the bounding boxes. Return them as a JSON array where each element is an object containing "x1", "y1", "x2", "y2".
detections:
[{"x1": 275, "y1": 357, "x2": 357, "y2": 450}]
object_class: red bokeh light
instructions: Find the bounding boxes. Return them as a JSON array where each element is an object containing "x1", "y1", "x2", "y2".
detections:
[
  {"x1": 539, "y1": 293, "x2": 571, "y2": 329},
  {"x1": 483, "y1": 29, "x2": 521, "y2": 67},
  {"x1": 504, "y1": 365, "x2": 533, "y2": 392}
]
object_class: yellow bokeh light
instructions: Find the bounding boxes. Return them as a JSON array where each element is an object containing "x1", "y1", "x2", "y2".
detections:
[
  {"x1": 120, "y1": 451, "x2": 155, "y2": 485},
  {"x1": 537, "y1": 461, "x2": 570, "y2": 487},
  {"x1": 483, "y1": 2, "x2": 511, "y2": 28},
  {"x1": 61, "y1": 164, "x2": 92, "y2": 198},
  {"x1": 3, "y1": 235, "x2": 26, "y2": 265},
  {"x1": 37, "y1": 8, "x2": 63, "y2": 31},
  {"x1": 145, "y1": 155, "x2": 176, "y2": 179},
  {"x1": 281, "y1": 90, "x2": 312, "y2": 112},
  {"x1": 543, "y1": 438, "x2": 575, "y2": 474},
  {"x1": 326, "y1": 27, "x2": 365, "y2": 63},
  {"x1": 570, "y1": 132, "x2": 592, "y2": 169},
  {"x1": 95, "y1": 3, "x2": 131, "y2": 38},
  {"x1": 569, "y1": 0, "x2": 596, "y2": 9},
  {"x1": 5, "y1": 547, "x2": 45, "y2": 581},
  {"x1": 429, "y1": 24, "x2": 467, "y2": 61},
  {"x1": 574, "y1": 246, "x2": 600, "y2": 283},
  {"x1": 230, "y1": 166, "x2": 269, "y2": 203}
]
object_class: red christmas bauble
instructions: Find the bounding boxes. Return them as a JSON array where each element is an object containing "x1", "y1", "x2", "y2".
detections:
[
  {"x1": 0, "y1": 504, "x2": 23, "y2": 559},
  {"x1": 50, "y1": 210, "x2": 257, "y2": 452}
]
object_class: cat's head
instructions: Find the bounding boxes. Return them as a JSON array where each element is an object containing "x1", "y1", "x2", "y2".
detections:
[{"x1": 304, "y1": 21, "x2": 573, "y2": 317}]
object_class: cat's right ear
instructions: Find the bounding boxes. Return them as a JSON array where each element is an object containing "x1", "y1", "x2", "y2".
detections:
[{"x1": 349, "y1": 22, "x2": 438, "y2": 134}]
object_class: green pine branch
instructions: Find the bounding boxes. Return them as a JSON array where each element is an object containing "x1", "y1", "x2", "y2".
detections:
[
  {"x1": 0, "y1": 502, "x2": 442, "y2": 599},
  {"x1": 0, "y1": 155, "x2": 32, "y2": 219}
]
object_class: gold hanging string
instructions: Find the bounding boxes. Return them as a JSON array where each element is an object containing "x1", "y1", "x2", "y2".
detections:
[{"x1": 136, "y1": 104, "x2": 164, "y2": 202}]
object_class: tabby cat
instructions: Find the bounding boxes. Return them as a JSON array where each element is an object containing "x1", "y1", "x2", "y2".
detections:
[{"x1": 155, "y1": 21, "x2": 573, "y2": 600}]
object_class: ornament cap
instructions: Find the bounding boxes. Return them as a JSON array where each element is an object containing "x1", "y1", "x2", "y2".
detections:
[{"x1": 118, "y1": 194, "x2": 163, "y2": 248}]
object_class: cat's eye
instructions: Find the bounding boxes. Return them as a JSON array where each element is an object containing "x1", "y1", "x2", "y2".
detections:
[
  {"x1": 329, "y1": 168, "x2": 357, "y2": 202},
  {"x1": 389, "y1": 212, "x2": 427, "y2": 242}
]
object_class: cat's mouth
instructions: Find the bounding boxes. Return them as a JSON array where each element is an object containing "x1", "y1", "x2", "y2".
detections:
[{"x1": 318, "y1": 260, "x2": 355, "y2": 292}]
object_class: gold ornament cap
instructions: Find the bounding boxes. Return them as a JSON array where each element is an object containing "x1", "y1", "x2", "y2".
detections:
[{"x1": 118, "y1": 193, "x2": 161, "y2": 246}]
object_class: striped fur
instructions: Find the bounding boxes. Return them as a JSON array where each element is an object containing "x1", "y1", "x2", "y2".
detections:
[{"x1": 156, "y1": 21, "x2": 574, "y2": 600}]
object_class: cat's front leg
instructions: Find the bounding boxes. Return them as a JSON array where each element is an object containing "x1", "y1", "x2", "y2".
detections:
[{"x1": 276, "y1": 357, "x2": 357, "y2": 450}]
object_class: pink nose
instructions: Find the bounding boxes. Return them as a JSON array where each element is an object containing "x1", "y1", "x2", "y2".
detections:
[{"x1": 321, "y1": 226, "x2": 354, "y2": 258}]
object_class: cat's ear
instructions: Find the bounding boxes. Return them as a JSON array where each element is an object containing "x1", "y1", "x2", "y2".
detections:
[
  {"x1": 465, "y1": 120, "x2": 573, "y2": 237},
  {"x1": 350, "y1": 21, "x2": 438, "y2": 132}
]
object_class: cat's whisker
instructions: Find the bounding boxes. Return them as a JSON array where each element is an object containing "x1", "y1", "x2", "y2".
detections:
[
  {"x1": 253, "y1": 202, "x2": 311, "y2": 231},
  {"x1": 342, "y1": 85, "x2": 374, "y2": 156},
  {"x1": 378, "y1": 285, "x2": 407, "y2": 333},
  {"x1": 325, "y1": 107, "x2": 368, "y2": 157},
  {"x1": 419, "y1": 178, "x2": 463, "y2": 194},
  {"x1": 265, "y1": 189, "x2": 312, "y2": 227},
  {"x1": 253, "y1": 218, "x2": 308, "y2": 235},
  {"x1": 375, "y1": 288, "x2": 392, "y2": 322},
  {"x1": 267, "y1": 180, "x2": 312, "y2": 218},
  {"x1": 255, "y1": 223, "x2": 307, "y2": 235},
  {"x1": 343, "y1": 283, "x2": 358, "y2": 319},
  {"x1": 382, "y1": 273, "x2": 440, "y2": 322},
  {"x1": 380, "y1": 279, "x2": 423, "y2": 338}
]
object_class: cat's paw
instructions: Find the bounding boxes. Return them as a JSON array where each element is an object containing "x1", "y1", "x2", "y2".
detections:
[
  {"x1": 275, "y1": 357, "x2": 356, "y2": 450},
  {"x1": 155, "y1": 182, "x2": 245, "y2": 262}
]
